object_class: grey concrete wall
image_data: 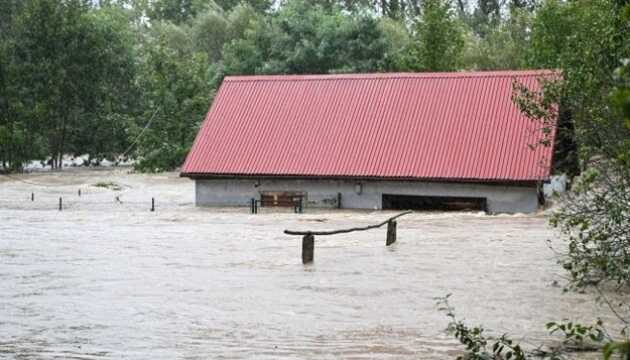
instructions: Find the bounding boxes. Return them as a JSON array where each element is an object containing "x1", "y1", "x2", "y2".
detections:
[{"x1": 194, "y1": 178, "x2": 539, "y2": 213}]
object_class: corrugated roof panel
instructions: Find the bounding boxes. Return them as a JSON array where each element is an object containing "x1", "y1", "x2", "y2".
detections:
[{"x1": 182, "y1": 70, "x2": 558, "y2": 182}]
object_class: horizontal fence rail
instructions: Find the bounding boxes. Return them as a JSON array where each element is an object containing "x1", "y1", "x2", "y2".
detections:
[
  {"x1": 283, "y1": 210, "x2": 412, "y2": 264},
  {"x1": 0, "y1": 189, "x2": 169, "y2": 212},
  {"x1": 284, "y1": 210, "x2": 412, "y2": 236},
  {"x1": 0, "y1": 192, "x2": 303, "y2": 213}
]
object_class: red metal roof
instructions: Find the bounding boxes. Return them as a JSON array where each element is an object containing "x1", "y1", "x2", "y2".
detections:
[{"x1": 182, "y1": 70, "x2": 557, "y2": 182}]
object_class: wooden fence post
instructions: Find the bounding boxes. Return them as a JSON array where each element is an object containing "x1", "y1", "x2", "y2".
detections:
[
  {"x1": 386, "y1": 220, "x2": 397, "y2": 246},
  {"x1": 285, "y1": 211, "x2": 411, "y2": 263},
  {"x1": 302, "y1": 234, "x2": 314, "y2": 264}
]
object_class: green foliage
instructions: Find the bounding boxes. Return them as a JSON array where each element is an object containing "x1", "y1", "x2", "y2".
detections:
[
  {"x1": 436, "y1": 294, "x2": 533, "y2": 360},
  {"x1": 1, "y1": 0, "x2": 628, "y2": 180},
  {"x1": 603, "y1": 341, "x2": 630, "y2": 360},
  {"x1": 1, "y1": 0, "x2": 138, "y2": 170},
  {"x1": 462, "y1": 7, "x2": 531, "y2": 70},
  {"x1": 510, "y1": 3, "x2": 630, "y2": 354},
  {"x1": 138, "y1": 0, "x2": 271, "y2": 23},
  {"x1": 527, "y1": 0, "x2": 630, "y2": 165},
  {"x1": 0, "y1": 1, "x2": 31, "y2": 170},
  {"x1": 513, "y1": 0, "x2": 630, "y2": 291},
  {"x1": 226, "y1": 3, "x2": 261, "y2": 39},
  {"x1": 547, "y1": 166, "x2": 630, "y2": 288},
  {"x1": 378, "y1": 17, "x2": 414, "y2": 71},
  {"x1": 611, "y1": 60, "x2": 630, "y2": 167},
  {"x1": 133, "y1": 30, "x2": 216, "y2": 172},
  {"x1": 409, "y1": 0, "x2": 465, "y2": 71},
  {"x1": 222, "y1": 0, "x2": 396, "y2": 75},
  {"x1": 144, "y1": 0, "x2": 213, "y2": 24},
  {"x1": 439, "y1": 295, "x2": 630, "y2": 360},
  {"x1": 544, "y1": 317, "x2": 630, "y2": 358},
  {"x1": 133, "y1": 143, "x2": 190, "y2": 172},
  {"x1": 214, "y1": 0, "x2": 271, "y2": 13},
  {"x1": 546, "y1": 320, "x2": 607, "y2": 348},
  {"x1": 189, "y1": 3, "x2": 262, "y2": 63},
  {"x1": 72, "y1": 6, "x2": 141, "y2": 162},
  {"x1": 4, "y1": 0, "x2": 579, "y2": 173},
  {"x1": 190, "y1": 6, "x2": 230, "y2": 62}
]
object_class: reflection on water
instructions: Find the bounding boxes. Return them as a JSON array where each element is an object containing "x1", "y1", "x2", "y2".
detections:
[{"x1": 0, "y1": 168, "x2": 616, "y2": 359}]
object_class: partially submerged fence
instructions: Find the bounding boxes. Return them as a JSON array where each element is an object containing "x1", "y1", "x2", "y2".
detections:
[
  {"x1": 284, "y1": 210, "x2": 412, "y2": 264},
  {"x1": 2, "y1": 189, "x2": 303, "y2": 213},
  {"x1": 0, "y1": 189, "x2": 161, "y2": 212}
]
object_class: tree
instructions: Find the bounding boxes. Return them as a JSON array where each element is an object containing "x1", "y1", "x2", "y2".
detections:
[
  {"x1": 462, "y1": 6, "x2": 531, "y2": 70},
  {"x1": 527, "y1": 0, "x2": 629, "y2": 171},
  {"x1": 226, "y1": 3, "x2": 262, "y2": 40},
  {"x1": 514, "y1": 0, "x2": 630, "y2": 289},
  {"x1": 410, "y1": 0, "x2": 465, "y2": 71},
  {"x1": 70, "y1": 6, "x2": 141, "y2": 163},
  {"x1": 378, "y1": 17, "x2": 415, "y2": 71},
  {"x1": 191, "y1": 7, "x2": 230, "y2": 62},
  {"x1": 144, "y1": 0, "x2": 212, "y2": 24},
  {"x1": 471, "y1": 0, "x2": 501, "y2": 36},
  {"x1": 0, "y1": 0, "x2": 34, "y2": 171},
  {"x1": 214, "y1": 0, "x2": 271, "y2": 12},
  {"x1": 11, "y1": 0, "x2": 90, "y2": 168},
  {"x1": 222, "y1": 0, "x2": 395, "y2": 75},
  {"x1": 133, "y1": 29, "x2": 217, "y2": 172},
  {"x1": 189, "y1": 3, "x2": 263, "y2": 63},
  {"x1": 6, "y1": 0, "x2": 139, "y2": 169}
]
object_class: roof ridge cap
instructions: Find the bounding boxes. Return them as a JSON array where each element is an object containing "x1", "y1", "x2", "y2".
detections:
[{"x1": 224, "y1": 70, "x2": 556, "y2": 82}]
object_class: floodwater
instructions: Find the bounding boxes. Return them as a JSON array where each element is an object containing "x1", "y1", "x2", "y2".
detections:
[{"x1": 0, "y1": 168, "x2": 621, "y2": 359}]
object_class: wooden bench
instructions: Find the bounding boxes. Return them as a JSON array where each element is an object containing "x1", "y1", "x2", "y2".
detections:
[
  {"x1": 251, "y1": 193, "x2": 304, "y2": 213},
  {"x1": 260, "y1": 194, "x2": 303, "y2": 207}
]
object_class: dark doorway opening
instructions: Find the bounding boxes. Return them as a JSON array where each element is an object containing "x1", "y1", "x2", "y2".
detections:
[{"x1": 382, "y1": 194, "x2": 487, "y2": 212}]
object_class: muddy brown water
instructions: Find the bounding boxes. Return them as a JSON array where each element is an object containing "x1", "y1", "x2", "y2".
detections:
[{"x1": 0, "y1": 168, "x2": 620, "y2": 359}]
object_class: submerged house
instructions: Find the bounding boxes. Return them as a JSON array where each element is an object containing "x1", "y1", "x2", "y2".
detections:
[{"x1": 181, "y1": 71, "x2": 557, "y2": 213}]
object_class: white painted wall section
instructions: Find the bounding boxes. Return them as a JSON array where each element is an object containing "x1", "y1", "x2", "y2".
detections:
[{"x1": 195, "y1": 178, "x2": 539, "y2": 213}]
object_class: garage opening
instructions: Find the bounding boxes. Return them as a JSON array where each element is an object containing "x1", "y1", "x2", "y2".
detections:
[{"x1": 382, "y1": 194, "x2": 487, "y2": 212}]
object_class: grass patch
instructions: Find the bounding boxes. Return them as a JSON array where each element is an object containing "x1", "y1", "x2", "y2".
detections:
[{"x1": 92, "y1": 181, "x2": 123, "y2": 191}]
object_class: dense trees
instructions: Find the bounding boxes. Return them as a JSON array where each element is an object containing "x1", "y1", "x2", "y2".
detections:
[
  {"x1": 517, "y1": 0, "x2": 630, "y2": 290},
  {"x1": 0, "y1": 0, "x2": 525, "y2": 171},
  {"x1": 133, "y1": 26, "x2": 218, "y2": 172},
  {"x1": 1, "y1": 0, "x2": 139, "y2": 169},
  {"x1": 511, "y1": 3, "x2": 629, "y2": 355},
  {"x1": 409, "y1": 0, "x2": 465, "y2": 71},
  {"x1": 222, "y1": 1, "x2": 397, "y2": 74},
  {"x1": 0, "y1": 0, "x2": 628, "y2": 177}
]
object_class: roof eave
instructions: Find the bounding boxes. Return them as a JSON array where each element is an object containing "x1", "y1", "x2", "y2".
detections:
[{"x1": 180, "y1": 172, "x2": 546, "y2": 186}]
